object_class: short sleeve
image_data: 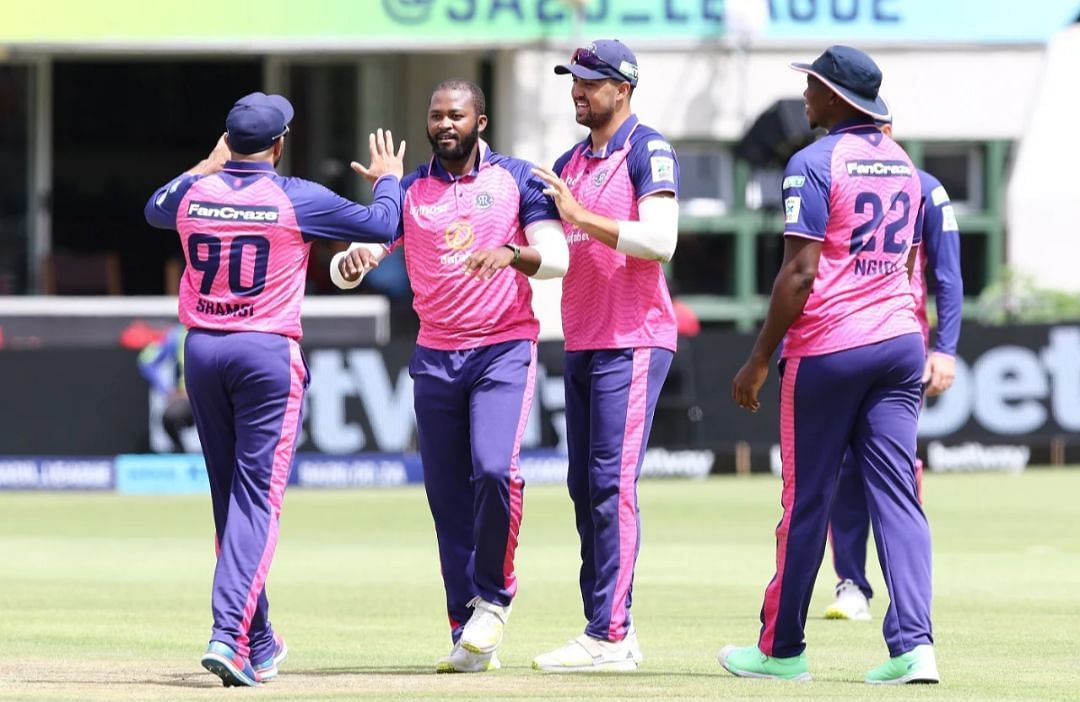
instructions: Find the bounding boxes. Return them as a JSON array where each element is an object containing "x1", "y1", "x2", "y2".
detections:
[
  {"x1": 626, "y1": 134, "x2": 679, "y2": 200},
  {"x1": 781, "y1": 147, "x2": 831, "y2": 240},
  {"x1": 507, "y1": 160, "x2": 559, "y2": 229}
]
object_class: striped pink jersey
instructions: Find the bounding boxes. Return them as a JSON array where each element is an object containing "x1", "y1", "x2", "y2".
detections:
[
  {"x1": 780, "y1": 121, "x2": 923, "y2": 358},
  {"x1": 397, "y1": 141, "x2": 559, "y2": 350},
  {"x1": 146, "y1": 162, "x2": 400, "y2": 339},
  {"x1": 554, "y1": 115, "x2": 679, "y2": 352}
]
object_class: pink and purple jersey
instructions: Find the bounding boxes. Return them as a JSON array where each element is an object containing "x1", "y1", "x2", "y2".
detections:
[
  {"x1": 145, "y1": 162, "x2": 400, "y2": 339},
  {"x1": 911, "y1": 170, "x2": 963, "y2": 354},
  {"x1": 394, "y1": 140, "x2": 558, "y2": 351},
  {"x1": 780, "y1": 121, "x2": 922, "y2": 358},
  {"x1": 554, "y1": 115, "x2": 679, "y2": 353}
]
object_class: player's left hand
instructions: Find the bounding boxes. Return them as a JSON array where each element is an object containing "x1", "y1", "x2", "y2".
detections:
[
  {"x1": 923, "y1": 351, "x2": 956, "y2": 397},
  {"x1": 531, "y1": 166, "x2": 583, "y2": 224},
  {"x1": 463, "y1": 246, "x2": 515, "y2": 280},
  {"x1": 732, "y1": 356, "x2": 769, "y2": 412}
]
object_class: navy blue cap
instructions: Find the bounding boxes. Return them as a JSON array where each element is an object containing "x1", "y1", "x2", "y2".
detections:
[
  {"x1": 555, "y1": 39, "x2": 639, "y2": 86},
  {"x1": 225, "y1": 92, "x2": 295, "y2": 155},
  {"x1": 790, "y1": 46, "x2": 891, "y2": 122}
]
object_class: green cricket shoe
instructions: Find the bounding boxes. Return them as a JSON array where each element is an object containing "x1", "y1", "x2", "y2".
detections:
[
  {"x1": 865, "y1": 644, "x2": 939, "y2": 685},
  {"x1": 717, "y1": 645, "x2": 811, "y2": 681}
]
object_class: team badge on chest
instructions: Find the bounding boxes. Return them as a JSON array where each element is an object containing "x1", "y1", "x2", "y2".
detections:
[{"x1": 475, "y1": 192, "x2": 494, "y2": 209}]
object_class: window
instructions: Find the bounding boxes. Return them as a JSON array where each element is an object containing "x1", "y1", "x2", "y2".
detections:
[
  {"x1": 922, "y1": 144, "x2": 983, "y2": 212},
  {"x1": 0, "y1": 65, "x2": 30, "y2": 294},
  {"x1": 669, "y1": 231, "x2": 735, "y2": 296},
  {"x1": 673, "y1": 142, "x2": 734, "y2": 217}
]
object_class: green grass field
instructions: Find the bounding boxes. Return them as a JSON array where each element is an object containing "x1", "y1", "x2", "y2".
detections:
[{"x1": 0, "y1": 470, "x2": 1077, "y2": 701}]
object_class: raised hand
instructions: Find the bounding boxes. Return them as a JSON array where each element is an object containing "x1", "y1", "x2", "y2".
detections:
[{"x1": 352, "y1": 128, "x2": 406, "y2": 183}]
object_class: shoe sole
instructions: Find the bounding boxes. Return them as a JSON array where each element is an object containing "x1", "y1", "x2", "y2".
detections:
[
  {"x1": 866, "y1": 670, "x2": 940, "y2": 685},
  {"x1": 717, "y1": 649, "x2": 811, "y2": 682},
  {"x1": 531, "y1": 659, "x2": 639, "y2": 673},
  {"x1": 201, "y1": 654, "x2": 259, "y2": 687},
  {"x1": 867, "y1": 676, "x2": 940, "y2": 685},
  {"x1": 435, "y1": 657, "x2": 501, "y2": 674}
]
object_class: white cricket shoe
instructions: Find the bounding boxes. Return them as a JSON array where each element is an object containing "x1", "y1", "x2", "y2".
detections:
[
  {"x1": 824, "y1": 579, "x2": 872, "y2": 621},
  {"x1": 532, "y1": 629, "x2": 641, "y2": 673},
  {"x1": 435, "y1": 640, "x2": 501, "y2": 674},
  {"x1": 459, "y1": 597, "x2": 511, "y2": 654}
]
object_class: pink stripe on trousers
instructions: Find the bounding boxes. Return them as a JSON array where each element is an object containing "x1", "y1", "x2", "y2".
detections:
[
  {"x1": 759, "y1": 357, "x2": 800, "y2": 655},
  {"x1": 608, "y1": 348, "x2": 651, "y2": 641},
  {"x1": 502, "y1": 342, "x2": 536, "y2": 597},
  {"x1": 236, "y1": 340, "x2": 303, "y2": 653}
]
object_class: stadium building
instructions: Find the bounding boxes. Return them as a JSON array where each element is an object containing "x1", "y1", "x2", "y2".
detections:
[{"x1": 3, "y1": 1, "x2": 1078, "y2": 320}]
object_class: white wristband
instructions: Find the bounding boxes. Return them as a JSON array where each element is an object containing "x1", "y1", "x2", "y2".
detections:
[{"x1": 329, "y1": 243, "x2": 388, "y2": 290}]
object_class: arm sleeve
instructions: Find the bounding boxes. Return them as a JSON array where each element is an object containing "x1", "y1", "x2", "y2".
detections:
[
  {"x1": 290, "y1": 174, "x2": 402, "y2": 244},
  {"x1": 923, "y1": 186, "x2": 964, "y2": 355},
  {"x1": 524, "y1": 220, "x2": 568, "y2": 279},
  {"x1": 626, "y1": 134, "x2": 680, "y2": 200},
  {"x1": 781, "y1": 147, "x2": 831, "y2": 240},
  {"x1": 615, "y1": 195, "x2": 679, "y2": 262},
  {"x1": 144, "y1": 174, "x2": 201, "y2": 230}
]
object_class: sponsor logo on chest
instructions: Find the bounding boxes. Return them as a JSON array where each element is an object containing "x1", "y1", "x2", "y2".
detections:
[{"x1": 845, "y1": 160, "x2": 913, "y2": 177}]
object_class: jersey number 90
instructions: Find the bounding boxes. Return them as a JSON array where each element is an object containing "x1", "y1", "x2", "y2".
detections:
[{"x1": 187, "y1": 233, "x2": 270, "y2": 297}]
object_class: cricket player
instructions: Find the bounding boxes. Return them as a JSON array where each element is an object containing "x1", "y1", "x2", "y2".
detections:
[
  {"x1": 530, "y1": 39, "x2": 679, "y2": 672},
  {"x1": 825, "y1": 115, "x2": 963, "y2": 622},
  {"x1": 721, "y1": 46, "x2": 939, "y2": 684},
  {"x1": 145, "y1": 92, "x2": 404, "y2": 687},
  {"x1": 330, "y1": 80, "x2": 568, "y2": 673}
]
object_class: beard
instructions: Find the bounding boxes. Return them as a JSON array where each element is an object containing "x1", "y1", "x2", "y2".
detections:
[
  {"x1": 428, "y1": 123, "x2": 480, "y2": 162},
  {"x1": 576, "y1": 102, "x2": 615, "y2": 129}
]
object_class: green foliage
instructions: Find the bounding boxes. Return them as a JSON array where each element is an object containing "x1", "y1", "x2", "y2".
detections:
[{"x1": 975, "y1": 269, "x2": 1080, "y2": 324}]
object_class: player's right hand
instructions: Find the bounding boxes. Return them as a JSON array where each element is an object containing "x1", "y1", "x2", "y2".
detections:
[
  {"x1": 732, "y1": 356, "x2": 769, "y2": 413},
  {"x1": 352, "y1": 128, "x2": 406, "y2": 183},
  {"x1": 339, "y1": 247, "x2": 380, "y2": 282}
]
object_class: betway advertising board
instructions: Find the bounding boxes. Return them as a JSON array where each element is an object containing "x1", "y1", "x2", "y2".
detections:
[{"x1": 0, "y1": 325, "x2": 1076, "y2": 479}]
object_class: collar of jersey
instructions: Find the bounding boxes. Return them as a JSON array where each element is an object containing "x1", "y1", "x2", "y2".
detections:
[
  {"x1": 428, "y1": 139, "x2": 493, "y2": 182},
  {"x1": 223, "y1": 161, "x2": 276, "y2": 173},
  {"x1": 584, "y1": 114, "x2": 639, "y2": 159},
  {"x1": 829, "y1": 117, "x2": 877, "y2": 135}
]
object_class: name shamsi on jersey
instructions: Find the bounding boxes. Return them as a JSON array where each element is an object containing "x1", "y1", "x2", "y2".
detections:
[
  {"x1": 187, "y1": 202, "x2": 279, "y2": 222},
  {"x1": 196, "y1": 298, "x2": 256, "y2": 317}
]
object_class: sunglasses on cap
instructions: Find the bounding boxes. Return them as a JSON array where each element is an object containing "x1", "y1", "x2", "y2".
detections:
[{"x1": 570, "y1": 47, "x2": 638, "y2": 83}]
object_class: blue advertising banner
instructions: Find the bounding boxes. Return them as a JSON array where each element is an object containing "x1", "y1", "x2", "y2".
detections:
[
  {"x1": 115, "y1": 454, "x2": 211, "y2": 494},
  {"x1": 0, "y1": 457, "x2": 114, "y2": 490}
]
